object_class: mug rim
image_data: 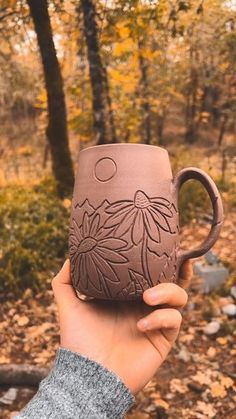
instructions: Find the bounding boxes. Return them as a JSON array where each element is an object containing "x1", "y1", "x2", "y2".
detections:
[{"x1": 79, "y1": 143, "x2": 168, "y2": 155}]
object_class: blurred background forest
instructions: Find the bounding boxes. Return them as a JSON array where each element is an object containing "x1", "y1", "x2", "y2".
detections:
[{"x1": 0, "y1": 0, "x2": 236, "y2": 418}]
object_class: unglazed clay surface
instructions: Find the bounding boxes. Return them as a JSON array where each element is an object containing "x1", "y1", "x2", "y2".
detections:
[
  {"x1": 70, "y1": 190, "x2": 179, "y2": 300},
  {"x1": 69, "y1": 144, "x2": 223, "y2": 300}
]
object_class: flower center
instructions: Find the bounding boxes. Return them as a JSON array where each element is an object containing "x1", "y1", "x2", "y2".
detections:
[
  {"x1": 134, "y1": 191, "x2": 150, "y2": 209},
  {"x1": 77, "y1": 237, "x2": 97, "y2": 253}
]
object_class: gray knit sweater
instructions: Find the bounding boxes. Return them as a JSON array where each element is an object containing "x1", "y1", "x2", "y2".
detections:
[{"x1": 16, "y1": 348, "x2": 135, "y2": 419}]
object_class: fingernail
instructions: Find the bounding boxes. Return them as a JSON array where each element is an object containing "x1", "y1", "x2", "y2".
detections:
[
  {"x1": 145, "y1": 289, "x2": 162, "y2": 303},
  {"x1": 137, "y1": 318, "x2": 149, "y2": 330}
]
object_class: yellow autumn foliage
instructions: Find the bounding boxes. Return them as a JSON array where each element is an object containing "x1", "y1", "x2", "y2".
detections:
[{"x1": 113, "y1": 38, "x2": 135, "y2": 57}]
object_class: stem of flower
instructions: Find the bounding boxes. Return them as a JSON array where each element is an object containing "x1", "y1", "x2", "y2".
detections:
[{"x1": 141, "y1": 230, "x2": 153, "y2": 287}]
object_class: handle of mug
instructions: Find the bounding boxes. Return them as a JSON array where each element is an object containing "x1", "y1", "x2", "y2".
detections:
[{"x1": 173, "y1": 167, "x2": 223, "y2": 272}]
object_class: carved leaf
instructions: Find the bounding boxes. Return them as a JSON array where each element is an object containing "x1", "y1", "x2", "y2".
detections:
[{"x1": 129, "y1": 269, "x2": 149, "y2": 295}]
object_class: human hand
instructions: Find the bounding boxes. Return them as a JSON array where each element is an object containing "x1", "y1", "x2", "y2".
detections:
[{"x1": 52, "y1": 260, "x2": 192, "y2": 394}]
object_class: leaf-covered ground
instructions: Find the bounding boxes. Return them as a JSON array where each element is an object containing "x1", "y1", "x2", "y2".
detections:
[{"x1": 0, "y1": 213, "x2": 235, "y2": 419}]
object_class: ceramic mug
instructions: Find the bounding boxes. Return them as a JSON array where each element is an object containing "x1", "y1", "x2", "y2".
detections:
[{"x1": 69, "y1": 144, "x2": 223, "y2": 300}]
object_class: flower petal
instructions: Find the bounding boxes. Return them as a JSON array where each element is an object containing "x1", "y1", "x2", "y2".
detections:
[
  {"x1": 144, "y1": 211, "x2": 160, "y2": 243},
  {"x1": 86, "y1": 253, "x2": 102, "y2": 291},
  {"x1": 72, "y1": 219, "x2": 83, "y2": 242},
  {"x1": 73, "y1": 254, "x2": 82, "y2": 288},
  {"x1": 105, "y1": 201, "x2": 133, "y2": 214},
  {"x1": 79, "y1": 254, "x2": 86, "y2": 278},
  {"x1": 104, "y1": 206, "x2": 134, "y2": 228},
  {"x1": 80, "y1": 253, "x2": 90, "y2": 292},
  {"x1": 131, "y1": 210, "x2": 144, "y2": 245},
  {"x1": 149, "y1": 207, "x2": 173, "y2": 232},
  {"x1": 151, "y1": 203, "x2": 173, "y2": 217},
  {"x1": 90, "y1": 214, "x2": 100, "y2": 236},
  {"x1": 92, "y1": 252, "x2": 119, "y2": 283},
  {"x1": 98, "y1": 238, "x2": 127, "y2": 250},
  {"x1": 96, "y1": 247, "x2": 128, "y2": 263},
  {"x1": 150, "y1": 197, "x2": 171, "y2": 206},
  {"x1": 70, "y1": 245, "x2": 78, "y2": 256},
  {"x1": 82, "y1": 212, "x2": 90, "y2": 237},
  {"x1": 115, "y1": 208, "x2": 137, "y2": 236},
  {"x1": 95, "y1": 227, "x2": 114, "y2": 240},
  {"x1": 70, "y1": 233, "x2": 80, "y2": 247}
]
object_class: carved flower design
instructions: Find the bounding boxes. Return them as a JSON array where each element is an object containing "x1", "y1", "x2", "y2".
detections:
[
  {"x1": 70, "y1": 212, "x2": 128, "y2": 292},
  {"x1": 104, "y1": 190, "x2": 175, "y2": 245}
]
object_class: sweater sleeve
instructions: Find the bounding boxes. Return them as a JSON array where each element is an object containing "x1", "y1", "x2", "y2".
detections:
[{"x1": 16, "y1": 348, "x2": 135, "y2": 419}]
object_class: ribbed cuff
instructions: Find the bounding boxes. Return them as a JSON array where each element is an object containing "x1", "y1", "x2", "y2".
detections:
[
  {"x1": 17, "y1": 347, "x2": 135, "y2": 419},
  {"x1": 52, "y1": 348, "x2": 135, "y2": 418}
]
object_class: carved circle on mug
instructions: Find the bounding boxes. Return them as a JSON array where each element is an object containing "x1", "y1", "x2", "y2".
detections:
[{"x1": 94, "y1": 157, "x2": 117, "y2": 182}]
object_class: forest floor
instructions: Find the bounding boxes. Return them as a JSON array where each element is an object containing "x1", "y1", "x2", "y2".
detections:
[{"x1": 0, "y1": 210, "x2": 235, "y2": 419}]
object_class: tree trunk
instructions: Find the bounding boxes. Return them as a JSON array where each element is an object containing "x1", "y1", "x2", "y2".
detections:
[
  {"x1": 201, "y1": 85, "x2": 209, "y2": 112},
  {"x1": 156, "y1": 107, "x2": 167, "y2": 145},
  {"x1": 80, "y1": 0, "x2": 108, "y2": 145},
  {"x1": 103, "y1": 65, "x2": 118, "y2": 143},
  {"x1": 27, "y1": 0, "x2": 74, "y2": 198},
  {"x1": 218, "y1": 113, "x2": 228, "y2": 146},
  {"x1": 185, "y1": 74, "x2": 198, "y2": 143},
  {"x1": 221, "y1": 148, "x2": 227, "y2": 183},
  {"x1": 185, "y1": 47, "x2": 198, "y2": 144},
  {"x1": 138, "y1": 40, "x2": 151, "y2": 145},
  {"x1": 200, "y1": 85, "x2": 219, "y2": 126}
]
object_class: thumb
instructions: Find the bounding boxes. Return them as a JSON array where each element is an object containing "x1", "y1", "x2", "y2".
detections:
[{"x1": 51, "y1": 259, "x2": 78, "y2": 307}]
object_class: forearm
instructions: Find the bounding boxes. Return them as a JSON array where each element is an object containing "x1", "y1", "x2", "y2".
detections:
[{"x1": 16, "y1": 348, "x2": 135, "y2": 419}]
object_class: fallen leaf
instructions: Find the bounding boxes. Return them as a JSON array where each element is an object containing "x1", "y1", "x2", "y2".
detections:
[
  {"x1": 23, "y1": 288, "x2": 33, "y2": 299},
  {"x1": 152, "y1": 397, "x2": 169, "y2": 410},
  {"x1": 16, "y1": 316, "x2": 29, "y2": 327},
  {"x1": 34, "y1": 349, "x2": 54, "y2": 364},
  {"x1": 216, "y1": 337, "x2": 228, "y2": 345},
  {"x1": 27, "y1": 322, "x2": 54, "y2": 339},
  {"x1": 0, "y1": 355, "x2": 10, "y2": 364},
  {"x1": 127, "y1": 414, "x2": 149, "y2": 419},
  {"x1": 220, "y1": 376, "x2": 234, "y2": 389},
  {"x1": 177, "y1": 345, "x2": 191, "y2": 362},
  {"x1": 143, "y1": 379, "x2": 157, "y2": 391},
  {"x1": 210, "y1": 382, "x2": 227, "y2": 398},
  {"x1": 23, "y1": 343, "x2": 31, "y2": 353},
  {"x1": 0, "y1": 321, "x2": 7, "y2": 332},
  {"x1": 207, "y1": 347, "x2": 216, "y2": 358},
  {"x1": 192, "y1": 370, "x2": 212, "y2": 386},
  {"x1": 218, "y1": 297, "x2": 234, "y2": 307},
  {"x1": 170, "y1": 378, "x2": 188, "y2": 394},
  {"x1": 179, "y1": 333, "x2": 194, "y2": 343},
  {"x1": 0, "y1": 333, "x2": 5, "y2": 344},
  {"x1": 196, "y1": 401, "x2": 216, "y2": 418}
]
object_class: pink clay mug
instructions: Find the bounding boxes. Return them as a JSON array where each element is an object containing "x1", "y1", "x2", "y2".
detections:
[{"x1": 69, "y1": 144, "x2": 223, "y2": 301}]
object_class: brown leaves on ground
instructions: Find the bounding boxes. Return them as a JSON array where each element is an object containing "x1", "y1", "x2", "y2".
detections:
[
  {"x1": 0, "y1": 213, "x2": 236, "y2": 419},
  {"x1": 0, "y1": 292, "x2": 59, "y2": 368}
]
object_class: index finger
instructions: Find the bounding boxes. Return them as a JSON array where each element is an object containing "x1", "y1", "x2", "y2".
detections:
[{"x1": 143, "y1": 282, "x2": 188, "y2": 308}]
